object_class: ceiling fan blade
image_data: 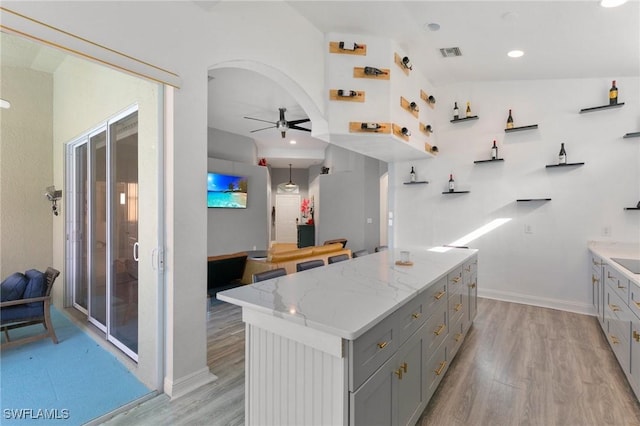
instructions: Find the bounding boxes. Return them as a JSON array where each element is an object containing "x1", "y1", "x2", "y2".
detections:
[
  {"x1": 244, "y1": 116, "x2": 276, "y2": 125},
  {"x1": 250, "y1": 125, "x2": 277, "y2": 133},
  {"x1": 287, "y1": 118, "x2": 311, "y2": 126},
  {"x1": 289, "y1": 124, "x2": 311, "y2": 132}
]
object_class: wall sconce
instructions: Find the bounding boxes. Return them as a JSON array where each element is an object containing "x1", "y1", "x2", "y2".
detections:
[{"x1": 44, "y1": 185, "x2": 62, "y2": 216}]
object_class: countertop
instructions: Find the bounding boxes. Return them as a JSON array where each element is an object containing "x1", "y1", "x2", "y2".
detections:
[
  {"x1": 589, "y1": 241, "x2": 640, "y2": 285},
  {"x1": 217, "y1": 247, "x2": 477, "y2": 340}
]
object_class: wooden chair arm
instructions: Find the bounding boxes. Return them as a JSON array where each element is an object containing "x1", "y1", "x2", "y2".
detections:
[{"x1": 0, "y1": 296, "x2": 49, "y2": 308}]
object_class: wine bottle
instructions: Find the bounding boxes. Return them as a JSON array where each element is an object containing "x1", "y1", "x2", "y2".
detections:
[
  {"x1": 609, "y1": 80, "x2": 618, "y2": 105},
  {"x1": 401, "y1": 127, "x2": 411, "y2": 137},
  {"x1": 448, "y1": 174, "x2": 455, "y2": 192},
  {"x1": 466, "y1": 102, "x2": 472, "y2": 118},
  {"x1": 409, "y1": 101, "x2": 419, "y2": 112},
  {"x1": 506, "y1": 109, "x2": 514, "y2": 129},
  {"x1": 337, "y1": 89, "x2": 357, "y2": 97},
  {"x1": 402, "y1": 56, "x2": 413, "y2": 70},
  {"x1": 339, "y1": 41, "x2": 359, "y2": 51},
  {"x1": 361, "y1": 122, "x2": 382, "y2": 130},
  {"x1": 364, "y1": 66, "x2": 385, "y2": 76},
  {"x1": 558, "y1": 143, "x2": 567, "y2": 164},
  {"x1": 453, "y1": 102, "x2": 459, "y2": 120},
  {"x1": 410, "y1": 167, "x2": 416, "y2": 182},
  {"x1": 491, "y1": 140, "x2": 498, "y2": 160},
  {"x1": 424, "y1": 124, "x2": 433, "y2": 133}
]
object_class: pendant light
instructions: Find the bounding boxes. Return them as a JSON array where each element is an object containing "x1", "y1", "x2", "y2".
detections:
[{"x1": 284, "y1": 164, "x2": 297, "y2": 191}]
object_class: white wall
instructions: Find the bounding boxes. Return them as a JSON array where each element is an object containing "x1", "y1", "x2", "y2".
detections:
[
  {"x1": 207, "y1": 158, "x2": 269, "y2": 254},
  {"x1": 393, "y1": 77, "x2": 640, "y2": 314},
  {"x1": 208, "y1": 127, "x2": 257, "y2": 163},
  {"x1": 0, "y1": 66, "x2": 53, "y2": 279}
]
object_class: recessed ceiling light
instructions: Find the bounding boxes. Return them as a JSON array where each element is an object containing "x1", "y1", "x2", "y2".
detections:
[
  {"x1": 600, "y1": 0, "x2": 628, "y2": 7},
  {"x1": 0, "y1": 99, "x2": 11, "y2": 109},
  {"x1": 289, "y1": 140, "x2": 297, "y2": 145},
  {"x1": 424, "y1": 22, "x2": 440, "y2": 32},
  {"x1": 507, "y1": 50, "x2": 524, "y2": 58}
]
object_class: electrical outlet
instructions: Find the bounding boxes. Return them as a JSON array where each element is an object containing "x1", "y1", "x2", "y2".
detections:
[
  {"x1": 367, "y1": 218, "x2": 373, "y2": 224},
  {"x1": 524, "y1": 224, "x2": 533, "y2": 234},
  {"x1": 603, "y1": 226, "x2": 612, "y2": 237}
]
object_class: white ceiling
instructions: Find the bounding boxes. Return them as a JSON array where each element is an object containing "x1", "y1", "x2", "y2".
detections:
[{"x1": 208, "y1": 0, "x2": 639, "y2": 168}]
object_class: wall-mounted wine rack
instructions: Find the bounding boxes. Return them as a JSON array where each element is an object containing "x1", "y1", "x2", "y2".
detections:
[
  {"x1": 442, "y1": 191, "x2": 470, "y2": 195},
  {"x1": 400, "y1": 97, "x2": 419, "y2": 118},
  {"x1": 393, "y1": 53, "x2": 411, "y2": 76},
  {"x1": 505, "y1": 124, "x2": 538, "y2": 133},
  {"x1": 579, "y1": 103, "x2": 625, "y2": 113},
  {"x1": 419, "y1": 122, "x2": 433, "y2": 137},
  {"x1": 623, "y1": 132, "x2": 640, "y2": 139},
  {"x1": 516, "y1": 198, "x2": 552, "y2": 202},
  {"x1": 425, "y1": 143, "x2": 438, "y2": 155},
  {"x1": 353, "y1": 67, "x2": 390, "y2": 80},
  {"x1": 545, "y1": 162, "x2": 584, "y2": 168},
  {"x1": 450, "y1": 116, "x2": 478, "y2": 123},
  {"x1": 624, "y1": 207, "x2": 640, "y2": 211},
  {"x1": 329, "y1": 41, "x2": 367, "y2": 55},
  {"x1": 329, "y1": 90, "x2": 365, "y2": 102},
  {"x1": 420, "y1": 90, "x2": 436, "y2": 109},
  {"x1": 474, "y1": 158, "x2": 504, "y2": 164},
  {"x1": 403, "y1": 181, "x2": 429, "y2": 185},
  {"x1": 348, "y1": 122, "x2": 391, "y2": 134},
  {"x1": 391, "y1": 124, "x2": 411, "y2": 141}
]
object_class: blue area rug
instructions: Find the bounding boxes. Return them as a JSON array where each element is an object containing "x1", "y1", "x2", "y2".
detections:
[{"x1": 0, "y1": 307, "x2": 151, "y2": 425}]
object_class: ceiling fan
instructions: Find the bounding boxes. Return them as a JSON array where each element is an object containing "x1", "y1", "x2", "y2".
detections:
[{"x1": 244, "y1": 107, "x2": 311, "y2": 138}]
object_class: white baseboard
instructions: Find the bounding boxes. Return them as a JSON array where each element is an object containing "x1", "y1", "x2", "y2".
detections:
[
  {"x1": 164, "y1": 367, "x2": 217, "y2": 400},
  {"x1": 478, "y1": 288, "x2": 595, "y2": 316}
]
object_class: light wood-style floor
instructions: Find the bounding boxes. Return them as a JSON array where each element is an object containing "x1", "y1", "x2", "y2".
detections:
[{"x1": 105, "y1": 298, "x2": 640, "y2": 426}]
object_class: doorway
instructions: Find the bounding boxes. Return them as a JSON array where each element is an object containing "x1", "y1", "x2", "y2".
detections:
[{"x1": 275, "y1": 194, "x2": 300, "y2": 243}]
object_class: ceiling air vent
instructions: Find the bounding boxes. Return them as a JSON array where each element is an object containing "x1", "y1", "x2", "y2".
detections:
[{"x1": 439, "y1": 47, "x2": 462, "y2": 58}]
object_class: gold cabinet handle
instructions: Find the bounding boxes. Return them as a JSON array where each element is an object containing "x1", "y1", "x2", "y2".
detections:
[
  {"x1": 611, "y1": 335, "x2": 620, "y2": 345},
  {"x1": 395, "y1": 368, "x2": 403, "y2": 380},
  {"x1": 634, "y1": 301, "x2": 640, "y2": 310},
  {"x1": 412, "y1": 312, "x2": 421, "y2": 319},
  {"x1": 609, "y1": 304, "x2": 621, "y2": 312},
  {"x1": 377, "y1": 341, "x2": 388, "y2": 349},
  {"x1": 451, "y1": 276, "x2": 461, "y2": 283},
  {"x1": 434, "y1": 361, "x2": 447, "y2": 376},
  {"x1": 455, "y1": 333, "x2": 463, "y2": 342},
  {"x1": 434, "y1": 290, "x2": 446, "y2": 300},
  {"x1": 618, "y1": 284, "x2": 627, "y2": 290},
  {"x1": 454, "y1": 303, "x2": 463, "y2": 312},
  {"x1": 401, "y1": 362, "x2": 408, "y2": 373},
  {"x1": 592, "y1": 276, "x2": 600, "y2": 284},
  {"x1": 434, "y1": 324, "x2": 446, "y2": 336},
  {"x1": 608, "y1": 272, "x2": 616, "y2": 279},
  {"x1": 469, "y1": 283, "x2": 476, "y2": 289},
  {"x1": 633, "y1": 330, "x2": 640, "y2": 343}
]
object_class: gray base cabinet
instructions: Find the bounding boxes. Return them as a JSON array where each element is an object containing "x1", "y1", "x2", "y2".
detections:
[{"x1": 350, "y1": 254, "x2": 478, "y2": 425}]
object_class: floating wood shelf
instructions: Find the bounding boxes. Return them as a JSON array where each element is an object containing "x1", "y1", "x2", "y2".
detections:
[
  {"x1": 329, "y1": 90, "x2": 365, "y2": 102},
  {"x1": 579, "y1": 103, "x2": 625, "y2": 113},
  {"x1": 394, "y1": 53, "x2": 411, "y2": 76},
  {"x1": 517, "y1": 198, "x2": 552, "y2": 202},
  {"x1": 400, "y1": 97, "x2": 419, "y2": 118},
  {"x1": 391, "y1": 124, "x2": 411, "y2": 141},
  {"x1": 348, "y1": 122, "x2": 391, "y2": 134},
  {"x1": 474, "y1": 159, "x2": 504, "y2": 164},
  {"x1": 505, "y1": 124, "x2": 538, "y2": 133},
  {"x1": 623, "y1": 132, "x2": 640, "y2": 139},
  {"x1": 450, "y1": 116, "x2": 478, "y2": 123},
  {"x1": 353, "y1": 67, "x2": 390, "y2": 80},
  {"x1": 442, "y1": 191, "x2": 470, "y2": 195},
  {"x1": 545, "y1": 162, "x2": 584, "y2": 168},
  {"x1": 403, "y1": 181, "x2": 429, "y2": 185},
  {"x1": 329, "y1": 41, "x2": 367, "y2": 55},
  {"x1": 419, "y1": 122, "x2": 433, "y2": 137},
  {"x1": 624, "y1": 207, "x2": 640, "y2": 210},
  {"x1": 420, "y1": 90, "x2": 436, "y2": 109}
]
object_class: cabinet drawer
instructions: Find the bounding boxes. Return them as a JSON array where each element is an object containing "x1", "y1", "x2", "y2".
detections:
[
  {"x1": 629, "y1": 287, "x2": 640, "y2": 321},
  {"x1": 607, "y1": 316, "x2": 630, "y2": 372},
  {"x1": 424, "y1": 340, "x2": 447, "y2": 403},
  {"x1": 463, "y1": 257, "x2": 477, "y2": 282},
  {"x1": 396, "y1": 294, "x2": 428, "y2": 346},
  {"x1": 448, "y1": 290, "x2": 464, "y2": 326},
  {"x1": 350, "y1": 314, "x2": 397, "y2": 391},
  {"x1": 423, "y1": 276, "x2": 448, "y2": 314},
  {"x1": 606, "y1": 265, "x2": 629, "y2": 305},
  {"x1": 448, "y1": 314, "x2": 465, "y2": 360},
  {"x1": 423, "y1": 301, "x2": 448, "y2": 356},
  {"x1": 448, "y1": 266, "x2": 464, "y2": 296},
  {"x1": 606, "y1": 284, "x2": 632, "y2": 323}
]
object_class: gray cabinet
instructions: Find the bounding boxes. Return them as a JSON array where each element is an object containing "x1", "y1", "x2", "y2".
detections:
[
  {"x1": 591, "y1": 254, "x2": 605, "y2": 326},
  {"x1": 297, "y1": 224, "x2": 315, "y2": 248},
  {"x1": 350, "y1": 253, "x2": 478, "y2": 425}
]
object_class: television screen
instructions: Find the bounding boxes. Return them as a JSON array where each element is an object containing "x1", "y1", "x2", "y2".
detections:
[{"x1": 207, "y1": 173, "x2": 248, "y2": 208}]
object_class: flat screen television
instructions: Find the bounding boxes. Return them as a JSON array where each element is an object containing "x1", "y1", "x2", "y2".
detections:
[{"x1": 207, "y1": 172, "x2": 248, "y2": 209}]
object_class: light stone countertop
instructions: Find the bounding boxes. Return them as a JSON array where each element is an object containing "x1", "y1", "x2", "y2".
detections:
[
  {"x1": 588, "y1": 240, "x2": 640, "y2": 285},
  {"x1": 217, "y1": 247, "x2": 477, "y2": 340}
]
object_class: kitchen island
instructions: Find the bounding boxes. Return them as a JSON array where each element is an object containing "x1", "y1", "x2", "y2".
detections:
[{"x1": 218, "y1": 247, "x2": 478, "y2": 426}]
